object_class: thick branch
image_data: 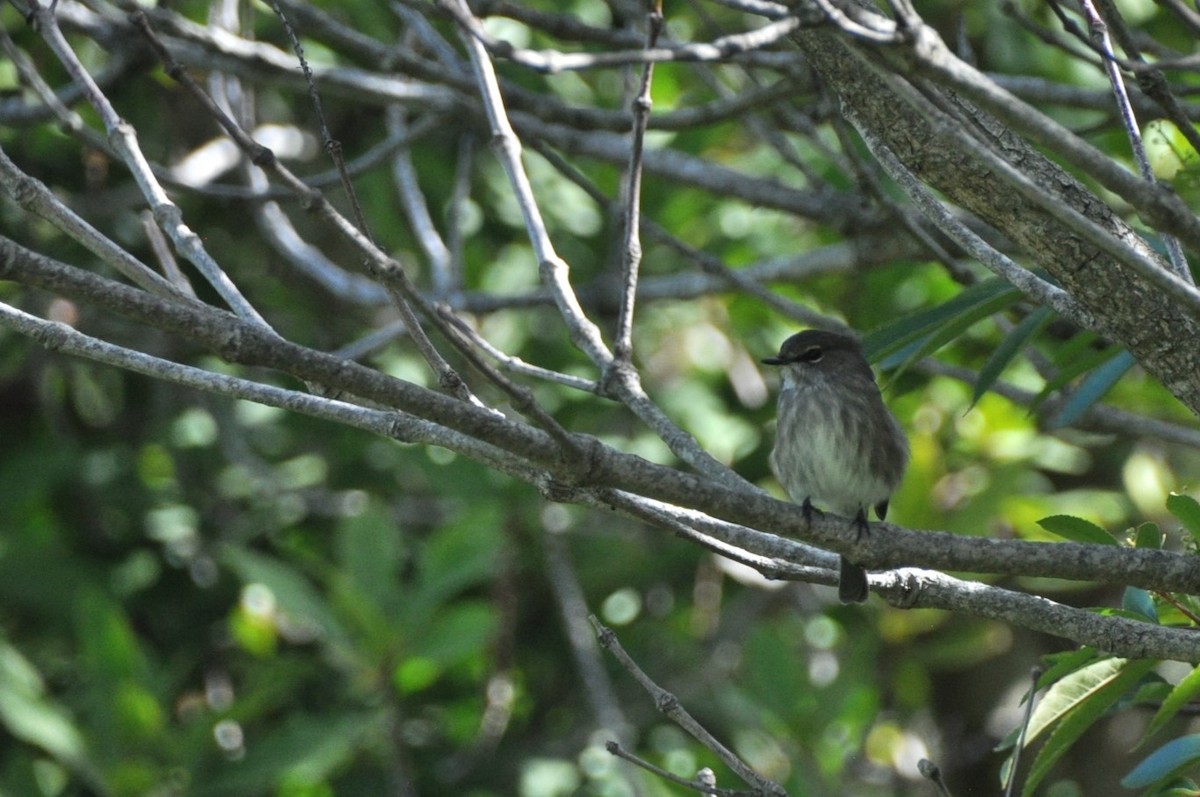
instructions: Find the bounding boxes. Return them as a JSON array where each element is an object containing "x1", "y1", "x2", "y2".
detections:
[
  {"x1": 4, "y1": 239, "x2": 1200, "y2": 602},
  {"x1": 790, "y1": 14, "x2": 1200, "y2": 417}
]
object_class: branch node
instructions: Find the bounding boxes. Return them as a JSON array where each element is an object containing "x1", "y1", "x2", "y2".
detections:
[{"x1": 250, "y1": 144, "x2": 277, "y2": 169}]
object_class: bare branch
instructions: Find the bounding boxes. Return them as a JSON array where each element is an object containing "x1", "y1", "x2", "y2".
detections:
[
  {"x1": 31, "y1": 0, "x2": 271, "y2": 326},
  {"x1": 590, "y1": 616, "x2": 787, "y2": 796},
  {"x1": 612, "y1": 3, "x2": 662, "y2": 365},
  {"x1": 1078, "y1": 0, "x2": 1190, "y2": 281}
]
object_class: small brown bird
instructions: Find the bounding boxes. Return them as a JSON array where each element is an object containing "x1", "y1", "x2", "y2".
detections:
[{"x1": 762, "y1": 330, "x2": 909, "y2": 602}]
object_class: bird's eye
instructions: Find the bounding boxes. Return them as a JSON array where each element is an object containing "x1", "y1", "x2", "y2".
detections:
[{"x1": 800, "y1": 346, "x2": 823, "y2": 363}]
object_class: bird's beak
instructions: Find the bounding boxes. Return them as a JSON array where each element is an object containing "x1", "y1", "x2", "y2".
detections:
[{"x1": 761, "y1": 356, "x2": 784, "y2": 366}]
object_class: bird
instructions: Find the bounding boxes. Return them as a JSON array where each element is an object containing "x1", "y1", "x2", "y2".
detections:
[{"x1": 762, "y1": 329, "x2": 910, "y2": 602}]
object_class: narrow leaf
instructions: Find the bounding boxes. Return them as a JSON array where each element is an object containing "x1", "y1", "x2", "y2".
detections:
[
  {"x1": 972, "y1": 306, "x2": 1052, "y2": 408},
  {"x1": 1036, "y1": 514, "x2": 1118, "y2": 545},
  {"x1": 1024, "y1": 659, "x2": 1158, "y2": 796},
  {"x1": 862, "y1": 278, "x2": 1020, "y2": 363},
  {"x1": 1030, "y1": 342, "x2": 1120, "y2": 414},
  {"x1": 1023, "y1": 657, "x2": 1131, "y2": 747},
  {"x1": 1049, "y1": 350, "x2": 1136, "y2": 428},
  {"x1": 880, "y1": 286, "x2": 1023, "y2": 377},
  {"x1": 1123, "y1": 734, "x2": 1200, "y2": 789},
  {"x1": 1142, "y1": 666, "x2": 1200, "y2": 745}
]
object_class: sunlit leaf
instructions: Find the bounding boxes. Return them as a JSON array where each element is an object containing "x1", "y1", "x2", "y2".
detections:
[
  {"x1": 1036, "y1": 515, "x2": 1118, "y2": 545},
  {"x1": 1035, "y1": 648, "x2": 1102, "y2": 695},
  {"x1": 1023, "y1": 657, "x2": 1136, "y2": 747},
  {"x1": 1023, "y1": 658, "x2": 1158, "y2": 795}
]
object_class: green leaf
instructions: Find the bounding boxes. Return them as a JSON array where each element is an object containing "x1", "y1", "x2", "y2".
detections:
[
  {"x1": 1036, "y1": 515, "x2": 1118, "y2": 545},
  {"x1": 871, "y1": 283, "x2": 1023, "y2": 379},
  {"x1": 336, "y1": 500, "x2": 403, "y2": 612},
  {"x1": 1049, "y1": 329, "x2": 1103, "y2": 368},
  {"x1": 1030, "y1": 343, "x2": 1122, "y2": 414},
  {"x1": 1122, "y1": 587, "x2": 1158, "y2": 623},
  {"x1": 1049, "y1": 350, "x2": 1136, "y2": 428},
  {"x1": 0, "y1": 639, "x2": 96, "y2": 780},
  {"x1": 1023, "y1": 657, "x2": 1136, "y2": 747},
  {"x1": 862, "y1": 278, "x2": 1022, "y2": 364},
  {"x1": 1167, "y1": 493, "x2": 1200, "y2": 544},
  {"x1": 972, "y1": 305, "x2": 1053, "y2": 408},
  {"x1": 1135, "y1": 521, "x2": 1165, "y2": 550},
  {"x1": 1035, "y1": 648, "x2": 1103, "y2": 694},
  {"x1": 415, "y1": 601, "x2": 497, "y2": 666},
  {"x1": 1141, "y1": 666, "x2": 1200, "y2": 746},
  {"x1": 1124, "y1": 734, "x2": 1200, "y2": 790},
  {"x1": 1023, "y1": 658, "x2": 1158, "y2": 795},
  {"x1": 417, "y1": 507, "x2": 504, "y2": 608},
  {"x1": 223, "y1": 547, "x2": 350, "y2": 648}
]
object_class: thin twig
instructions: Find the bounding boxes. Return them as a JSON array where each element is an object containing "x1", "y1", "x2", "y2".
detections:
[
  {"x1": 917, "y1": 759, "x2": 955, "y2": 797},
  {"x1": 0, "y1": 144, "x2": 183, "y2": 300},
  {"x1": 613, "y1": 1, "x2": 663, "y2": 365},
  {"x1": 542, "y1": 537, "x2": 633, "y2": 745},
  {"x1": 435, "y1": 309, "x2": 600, "y2": 394},
  {"x1": 588, "y1": 616, "x2": 788, "y2": 796},
  {"x1": 28, "y1": 1, "x2": 271, "y2": 327},
  {"x1": 1004, "y1": 667, "x2": 1044, "y2": 797},
  {"x1": 1077, "y1": 0, "x2": 1190, "y2": 281},
  {"x1": 263, "y1": 0, "x2": 374, "y2": 243},
  {"x1": 605, "y1": 742, "x2": 754, "y2": 796},
  {"x1": 443, "y1": 0, "x2": 751, "y2": 489},
  {"x1": 122, "y1": 2, "x2": 485, "y2": 406},
  {"x1": 442, "y1": 0, "x2": 611, "y2": 363},
  {"x1": 841, "y1": 103, "x2": 1095, "y2": 327},
  {"x1": 139, "y1": 210, "x2": 197, "y2": 297},
  {"x1": 442, "y1": 0, "x2": 799, "y2": 73},
  {"x1": 445, "y1": 132, "x2": 476, "y2": 298},
  {"x1": 388, "y1": 107, "x2": 454, "y2": 298}
]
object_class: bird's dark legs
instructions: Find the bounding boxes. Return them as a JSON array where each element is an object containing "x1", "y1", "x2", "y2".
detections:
[
  {"x1": 852, "y1": 508, "x2": 871, "y2": 541},
  {"x1": 841, "y1": 508, "x2": 871, "y2": 603},
  {"x1": 801, "y1": 499, "x2": 870, "y2": 602}
]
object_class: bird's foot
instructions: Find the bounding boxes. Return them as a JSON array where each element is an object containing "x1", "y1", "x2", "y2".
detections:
[
  {"x1": 801, "y1": 498, "x2": 824, "y2": 525},
  {"x1": 852, "y1": 508, "x2": 871, "y2": 542}
]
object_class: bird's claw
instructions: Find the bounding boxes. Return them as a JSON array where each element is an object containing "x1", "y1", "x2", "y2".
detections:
[{"x1": 852, "y1": 509, "x2": 871, "y2": 542}]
